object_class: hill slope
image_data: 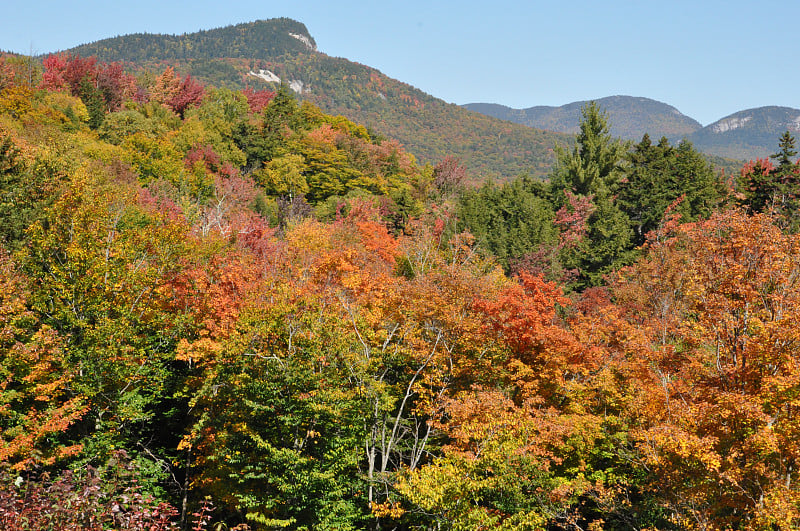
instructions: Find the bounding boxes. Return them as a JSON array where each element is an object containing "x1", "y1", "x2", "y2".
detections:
[
  {"x1": 464, "y1": 96, "x2": 702, "y2": 141},
  {"x1": 680, "y1": 106, "x2": 800, "y2": 160},
  {"x1": 63, "y1": 19, "x2": 571, "y2": 180},
  {"x1": 68, "y1": 19, "x2": 318, "y2": 61}
]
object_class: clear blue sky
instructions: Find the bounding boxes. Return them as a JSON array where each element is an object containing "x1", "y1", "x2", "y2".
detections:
[{"x1": 2, "y1": 0, "x2": 797, "y2": 126}]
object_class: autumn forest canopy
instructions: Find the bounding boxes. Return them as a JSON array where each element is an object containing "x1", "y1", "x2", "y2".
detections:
[{"x1": 2, "y1": 50, "x2": 800, "y2": 530}]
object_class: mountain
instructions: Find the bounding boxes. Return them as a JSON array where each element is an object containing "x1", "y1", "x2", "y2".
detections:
[
  {"x1": 464, "y1": 96, "x2": 702, "y2": 141},
  {"x1": 68, "y1": 18, "x2": 319, "y2": 61},
  {"x1": 680, "y1": 106, "x2": 800, "y2": 160},
  {"x1": 61, "y1": 19, "x2": 572, "y2": 180}
]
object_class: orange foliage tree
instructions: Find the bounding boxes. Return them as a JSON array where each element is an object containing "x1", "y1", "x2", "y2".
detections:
[
  {"x1": 614, "y1": 209, "x2": 800, "y2": 529},
  {"x1": 0, "y1": 251, "x2": 86, "y2": 470}
]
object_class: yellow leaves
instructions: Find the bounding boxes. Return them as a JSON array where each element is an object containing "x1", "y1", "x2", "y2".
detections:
[
  {"x1": 42, "y1": 91, "x2": 89, "y2": 127},
  {"x1": 751, "y1": 486, "x2": 800, "y2": 530},
  {"x1": 120, "y1": 131, "x2": 185, "y2": 185},
  {"x1": 254, "y1": 153, "x2": 309, "y2": 197},
  {"x1": 176, "y1": 337, "x2": 224, "y2": 366},
  {"x1": 0, "y1": 85, "x2": 34, "y2": 119},
  {"x1": 638, "y1": 425, "x2": 721, "y2": 473},
  {"x1": 0, "y1": 255, "x2": 88, "y2": 471},
  {"x1": 370, "y1": 501, "x2": 405, "y2": 519},
  {"x1": 283, "y1": 217, "x2": 399, "y2": 303}
]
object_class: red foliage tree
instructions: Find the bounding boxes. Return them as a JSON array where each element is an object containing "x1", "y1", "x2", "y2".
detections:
[
  {"x1": 242, "y1": 87, "x2": 275, "y2": 114},
  {"x1": 168, "y1": 74, "x2": 205, "y2": 117}
]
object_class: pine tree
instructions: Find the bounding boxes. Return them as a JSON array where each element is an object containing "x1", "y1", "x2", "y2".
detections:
[
  {"x1": 738, "y1": 131, "x2": 800, "y2": 226},
  {"x1": 550, "y1": 101, "x2": 627, "y2": 200},
  {"x1": 619, "y1": 136, "x2": 725, "y2": 246},
  {"x1": 548, "y1": 102, "x2": 632, "y2": 289},
  {"x1": 772, "y1": 130, "x2": 798, "y2": 169}
]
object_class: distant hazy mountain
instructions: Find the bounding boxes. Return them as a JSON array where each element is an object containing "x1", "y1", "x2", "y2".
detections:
[
  {"x1": 464, "y1": 96, "x2": 702, "y2": 141},
  {"x1": 680, "y1": 106, "x2": 800, "y2": 160},
  {"x1": 61, "y1": 19, "x2": 572, "y2": 180}
]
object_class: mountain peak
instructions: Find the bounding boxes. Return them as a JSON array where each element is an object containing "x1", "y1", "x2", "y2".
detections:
[
  {"x1": 64, "y1": 18, "x2": 317, "y2": 63},
  {"x1": 683, "y1": 106, "x2": 800, "y2": 159}
]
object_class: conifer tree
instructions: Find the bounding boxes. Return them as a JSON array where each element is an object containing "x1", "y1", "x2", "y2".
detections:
[
  {"x1": 550, "y1": 101, "x2": 627, "y2": 200},
  {"x1": 549, "y1": 102, "x2": 632, "y2": 289},
  {"x1": 619, "y1": 136, "x2": 725, "y2": 246},
  {"x1": 772, "y1": 130, "x2": 798, "y2": 169},
  {"x1": 738, "y1": 131, "x2": 800, "y2": 228}
]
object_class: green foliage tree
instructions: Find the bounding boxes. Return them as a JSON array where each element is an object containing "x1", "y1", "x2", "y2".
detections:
[
  {"x1": 98, "y1": 109, "x2": 168, "y2": 144},
  {"x1": 457, "y1": 176, "x2": 556, "y2": 271},
  {"x1": 737, "y1": 131, "x2": 800, "y2": 229},
  {"x1": 21, "y1": 166, "x2": 193, "y2": 502},
  {"x1": 0, "y1": 132, "x2": 66, "y2": 251},
  {"x1": 549, "y1": 102, "x2": 632, "y2": 289},
  {"x1": 78, "y1": 77, "x2": 106, "y2": 129},
  {"x1": 618, "y1": 135, "x2": 725, "y2": 246},
  {"x1": 772, "y1": 130, "x2": 798, "y2": 169},
  {"x1": 550, "y1": 101, "x2": 627, "y2": 199}
]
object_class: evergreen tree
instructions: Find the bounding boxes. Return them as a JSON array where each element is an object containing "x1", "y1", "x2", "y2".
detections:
[
  {"x1": 619, "y1": 136, "x2": 725, "y2": 246},
  {"x1": 568, "y1": 185, "x2": 635, "y2": 288},
  {"x1": 78, "y1": 77, "x2": 107, "y2": 129},
  {"x1": 457, "y1": 176, "x2": 556, "y2": 271},
  {"x1": 738, "y1": 131, "x2": 800, "y2": 227},
  {"x1": 235, "y1": 84, "x2": 303, "y2": 170},
  {"x1": 549, "y1": 102, "x2": 632, "y2": 289},
  {"x1": 549, "y1": 101, "x2": 627, "y2": 201},
  {"x1": 770, "y1": 131, "x2": 800, "y2": 230},
  {"x1": 772, "y1": 130, "x2": 798, "y2": 169}
]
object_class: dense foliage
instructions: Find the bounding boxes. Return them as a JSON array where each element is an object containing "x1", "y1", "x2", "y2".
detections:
[
  {"x1": 57, "y1": 20, "x2": 573, "y2": 181},
  {"x1": 1, "y1": 51, "x2": 800, "y2": 530}
]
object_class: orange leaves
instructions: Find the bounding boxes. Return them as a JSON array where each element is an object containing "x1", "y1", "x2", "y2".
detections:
[
  {"x1": 607, "y1": 209, "x2": 800, "y2": 527},
  {"x1": 0, "y1": 252, "x2": 87, "y2": 470},
  {"x1": 355, "y1": 219, "x2": 399, "y2": 263},
  {"x1": 304, "y1": 123, "x2": 338, "y2": 146},
  {"x1": 402, "y1": 209, "x2": 800, "y2": 528},
  {"x1": 0, "y1": 56, "x2": 18, "y2": 91},
  {"x1": 438, "y1": 388, "x2": 565, "y2": 462},
  {"x1": 637, "y1": 425, "x2": 721, "y2": 473},
  {"x1": 475, "y1": 271, "x2": 568, "y2": 354},
  {"x1": 147, "y1": 67, "x2": 205, "y2": 117},
  {"x1": 400, "y1": 385, "x2": 601, "y2": 529},
  {"x1": 166, "y1": 247, "x2": 263, "y2": 367},
  {"x1": 285, "y1": 216, "x2": 399, "y2": 303},
  {"x1": 148, "y1": 67, "x2": 182, "y2": 108},
  {"x1": 474, "y1": 272, "x2": 583, "y2": 403}
]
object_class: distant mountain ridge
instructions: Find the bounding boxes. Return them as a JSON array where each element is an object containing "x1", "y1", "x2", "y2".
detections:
[
  {"x1": 465, "y1": 98, "x2": 800, "y2": 162},
  {"x1": 681, "y1": 106, "x2": 800, "y2": 160},
  {"x1": 464, "y1": 96, "x2": 702, "y2": 141},
  {"x1": 59, "y1": 19, "x2": 572, "y2": 180}
]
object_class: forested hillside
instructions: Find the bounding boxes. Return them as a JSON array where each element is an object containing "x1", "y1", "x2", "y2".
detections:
[
  {"x1": 63, "y1": 19, "x2": 571, "y2": 181},
  {"x1": 68, "y1": 19, "x2": 318, "y2": 61},
  {"x1": 2, "y1": 47, "x2": 800, "y2": 530}
]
